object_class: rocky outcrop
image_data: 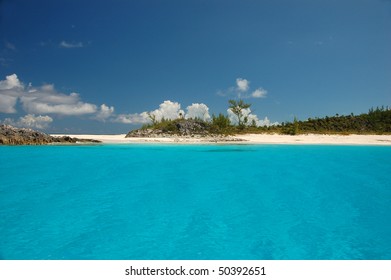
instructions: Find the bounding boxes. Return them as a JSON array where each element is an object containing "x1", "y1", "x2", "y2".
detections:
[
  {"x1": 125, "y1": 119, "x2": 246, "y2": 142},
  {"x1": 126, "y1": 119, "x2": 210, "y2": 138},
  {"x1": 0, "y1": 125, "x2": 101, "y2": 145},
  {"x1": 175, "y1": 119, "x2": 210, "y2": 135}
]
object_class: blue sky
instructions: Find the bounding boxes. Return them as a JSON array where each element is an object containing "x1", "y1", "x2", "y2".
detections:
[{"x1": 1, "y1": 0, "x2": 390, "y2": 133}]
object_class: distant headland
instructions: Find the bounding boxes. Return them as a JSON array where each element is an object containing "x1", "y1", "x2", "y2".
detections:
[
  {"x1": 0, "y1": 125, "x2": 101, "y2": 145},
  {"x1": 126, "y1": 104, "x2": 391, "y2": 137}
]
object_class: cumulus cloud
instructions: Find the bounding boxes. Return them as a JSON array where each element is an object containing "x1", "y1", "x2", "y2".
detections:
[
  {"x1": 18, "y1": 114, "x2": 53, "y2": 129},
  {"x1": 95, "y1": 104, "x2": 115, "y2": 121},
  {"x1": 185, "y1": 103, "x2": 211, "y2": 121},
  {"x1": 0, "y1": 94, "x2": 19, "y2": 113},
  {"x1": 0, "y1": 91, "x2": 18, "y2": 114},
  {"x1": 115, "y1": 112, "x2": 150, "y2": 124},
  {"x1": 59, "y1": 41, "x2": 83, "y2": 48},
  {"x1": 251, "y1": 88, "x2": 267, "y2": 98},
  {"x1": 0, "y1": 74, "x2": 24, "y2": 113},
  {"x1": 219, "y1": 78, "x2": 268, "y2": 99},
  {"x1": 22, "y1": 101, "x2": 97, "y2": 115},
  {"x1": 0, "y1": 74, "x2": 23, "y2": 90},
  {"x1": 115, "y1": 101, "x2": 184, "y2": 124},
  {"x1": 0, "y1": 74, "x2": 114, "y2": 122},
  {"x1": 149, "y1": 100, "x2": 185, "y2": 121},
  {"x1": 258, "y1": 116, "x2": 279, "y2": 127},
  {"x1": 20, "y1": 85, "x2": 97, "y2": 115},
  {"x1": 236, "y1": 78, "x2": 249, "y2": 92},
  {"x1": 3, "y1": 114, "x2": 53, "y2": 129},
  {"x1": 115, "y1": 101, "x2": 212, "y2": 124}
]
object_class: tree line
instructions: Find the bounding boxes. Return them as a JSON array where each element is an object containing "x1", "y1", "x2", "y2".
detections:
[
  {"x1": 275, "y1": 106, "x2": 391, "y2": 135},
  {"x1": 139, "y1": 101, "x2": 391, "y2": 135}
]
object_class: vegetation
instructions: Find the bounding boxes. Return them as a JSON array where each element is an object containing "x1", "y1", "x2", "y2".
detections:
[
  {"x1": 274, "y1": 106, "x2": 391, "y2": 135},
  {"x1": 141, "y1": 117, "x2": 181, "y2": 133},
  {"x1": 133, "y1": 104, "x2": 391, "y2": 136},
  {"x1": 211, "y1": 113, "x2": 231, "y2": 134},
  {"x1": 228, "y1": 99, "x2": 251, "y2": 128}
]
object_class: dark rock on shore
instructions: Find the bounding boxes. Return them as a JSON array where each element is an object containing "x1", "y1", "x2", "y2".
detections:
[
  {"x1": 125, "y1": 119, "x2": 211, "y2": 138},
  {"x1": 0, "y1": 125, "x2": 101, "y2": 145},
  {"x1": 125, "y1": 119, "x2": 246, "y2": 142}
]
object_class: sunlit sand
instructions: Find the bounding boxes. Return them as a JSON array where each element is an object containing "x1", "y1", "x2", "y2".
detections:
[{"x1": 51, "y1": 133, "x2": 391, "y2": 145}]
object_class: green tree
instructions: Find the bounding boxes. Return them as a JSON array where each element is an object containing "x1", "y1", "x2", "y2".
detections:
[
  {"x1": 293, "y1": 116, "x2": 299, "y2": 135},
  {"x1": 147, "y1": 112, "x2": 157, "y2": 125},
  {"x1": 212, "y1": 113, "x2": 231, "y2": 130},
  {"x1": 228, "y1": 99, "x2": 251, "y2": 127}
]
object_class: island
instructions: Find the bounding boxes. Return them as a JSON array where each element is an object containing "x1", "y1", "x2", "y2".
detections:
[
  {"x1": 1, "y1": 105, "x2": 391, "y2": 146},
  {"x1": 0, "y1": 125, "x2": 101, "y2": 145}
]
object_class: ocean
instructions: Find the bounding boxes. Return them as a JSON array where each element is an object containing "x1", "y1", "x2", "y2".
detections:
[{"x1": 0, "y1": 144, "x2": 390, "y2": 260}]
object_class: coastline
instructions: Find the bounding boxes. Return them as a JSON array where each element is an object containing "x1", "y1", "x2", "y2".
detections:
[{"x1": 50, "y1": 133, "x2": 391, "y2": 145}]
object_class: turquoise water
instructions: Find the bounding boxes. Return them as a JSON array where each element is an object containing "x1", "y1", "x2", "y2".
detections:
[{"x1": 0, "y1": 144, "x2": 390, "y2": 260}]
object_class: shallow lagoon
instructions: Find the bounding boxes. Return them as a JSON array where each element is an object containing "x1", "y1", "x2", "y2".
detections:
[{"x1": 1, "y1": 144, "x2": 390, "y2": 259}]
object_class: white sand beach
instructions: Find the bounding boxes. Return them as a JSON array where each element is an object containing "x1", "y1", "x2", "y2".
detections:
[
  {"x1": 51, "y1": 133, "x2": 391, "y2": 145},
  {"x1": 236, "y1": 134, "x2": 391, "y2": 145}
]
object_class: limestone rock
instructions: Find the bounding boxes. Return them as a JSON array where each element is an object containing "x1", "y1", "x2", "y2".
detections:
[
  {"x1": 125, "y1": 119, "x2": 246, "y2": 142},
  {"x1": 0, "y1": 125, "x2": 101, "y2": 145}
]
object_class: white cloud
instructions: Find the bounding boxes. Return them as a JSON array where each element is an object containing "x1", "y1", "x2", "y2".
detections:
[
  {"x1": 95, "y1": 104, "x2": 115, "y2": 121},
  {"x1": 22, "y1": 101, "x2": 97, "y2": 115},
  {"x1": 20, "y1": 85, "x2": 97, "y2": 116},
  {"x1": 149, "y1": 100, "x2": 185, "y2": 121},
  {"x1": 0, "y1": 94, "x2": 19, "y2": 113},
  {"x1": 236, "y1": 78, "x2": 249, "y2": 92},
  {"x1": 251, "y1": 88, "x2": 267, "y2": 98},
  {"x1": 115, "y1": 112, "x2": 150, "y2": 124},
  {"x1": 258, "y1": 116, "x2": 279, "y2": 127},
  {"x1": 0, "y1": 74, "x2": 24, "y2": 113},
  {"x1": 18, "y1": 114, "x2": 53, "y2": 129},
  {"x1": 219, "y1": 78, "x2": 268, "y2": 99},
  {"x1": 3, "y1": 114, "x2": 53, "y2": 129},
  {"x1": 115, "y1": 101, "x2": 210, "y2": 124},
  {"x1": 0, "y1": 74, "x2": 23, "y2": 90},
  {"x1": 0, "y1": 74, "x2": 114, "y2": 121},
  {"x1": 185, "y1": 103, "x2": 211, "y2": 121},
  {"x1": 59, "y1": 41, "x2": 83, "y2": 48}
]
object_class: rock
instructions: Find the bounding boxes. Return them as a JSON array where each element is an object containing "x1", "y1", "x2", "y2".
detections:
[
  {"x1": 175, "y1": 119, "x2": 209, "y2": 135},
  {"x1": 126, "y1": 119, "x2": 210, "y2": 138},
  {"x1": 0, "y1": 125, "x2": 101, "y2": 145},
  {"x1": 125, "y1": 119, "x2": 247, "y2": 142}
]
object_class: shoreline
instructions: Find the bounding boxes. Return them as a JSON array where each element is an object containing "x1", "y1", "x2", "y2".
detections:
[{"x1": 50, "y1": 133, "x2": 391, "y2": 146}]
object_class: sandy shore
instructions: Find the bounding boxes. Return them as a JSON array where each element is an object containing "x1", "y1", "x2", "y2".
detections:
[
  {"x1": 236, "y1": 134, "x2": 391, "y2": 145},
  {"x1": 50, "y1": 133, "x2": 391, "y2": 145}
]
